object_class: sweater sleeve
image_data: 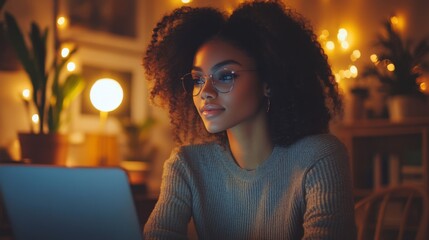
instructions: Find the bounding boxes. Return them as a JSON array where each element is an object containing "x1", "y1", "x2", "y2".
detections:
[
  {"x1": 143, "y1": 151, "x2": 192, "y2": 240},
  {"x1": 302, "y1": 142, "x2": 357, "y2": 240}
]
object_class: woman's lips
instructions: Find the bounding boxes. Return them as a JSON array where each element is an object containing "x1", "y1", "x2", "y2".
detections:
[{"x1": 200, "y1": 104, "x2": 225, "y2": 118}]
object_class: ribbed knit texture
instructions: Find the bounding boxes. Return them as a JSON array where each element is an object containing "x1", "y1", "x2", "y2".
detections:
[{"x1": 143, "y1": 134, "x2": 356, "y2": 239}]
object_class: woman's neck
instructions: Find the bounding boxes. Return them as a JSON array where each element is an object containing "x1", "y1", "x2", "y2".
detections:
[{"x1": 226, "y1": 114, "x2": 273, "y2": 170}]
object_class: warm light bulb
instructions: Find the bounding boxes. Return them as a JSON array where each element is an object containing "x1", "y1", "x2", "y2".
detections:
[
  {"x1": 61, "y1": 47, "x2": 70, "y2": 58},
  {"x1": 420, "y1": 82, "x2": 427, "y2": 92},
  {"x1": 387, "y1": 63, "x2": 395, "y2": 71},
  {"x1": 390, "y1": 16, "x2": 399, "y2": 25},
  {"x1": 341, "y1": 41, "x2": 349, "y2": 50},
  {"x1": 57, "y1": 16, "x2": 68, "y2": 29},
  {"x1": 90, "y1": 78, "x2": 123, "y2": 112},
  {"x1": 349, "y1": 65, "x2": 358, "y2": 78},
  {"x1": 352, "y1": 50, "x2": 361, "y2": 59},
  {"x1": 370, "y1": 54, "x2": 378, "y2": 63},
  {"x1": 319, "y1": 29, "x2": 329, "y2": 40},
  {"x1": 337, "y1": 28, "x2": 348, "y2": 42},
  {"x1": 31, "y1": 114, "x2": 39, "y2": 124},
  {"x1": 66, "y1": 62, "x2": 76, "y2": 72},
  {"x1": 326, "y1": 41, "x2": 335, "y2": 50},
  {"x1": 22, "y1": 89, "x2": 31, "y2": 101},
  {"x1": 181, "y1": 0, "x2": 191, "y2": 3},
  {"x1": 344, "y1": 70, "x2": 352, "y2": 78}
]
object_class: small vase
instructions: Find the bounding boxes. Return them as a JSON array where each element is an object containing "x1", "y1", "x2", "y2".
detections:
[
  {"x1": 18, "y1": 133, "x2": 69, "y2": 165},
  {"x1": 387, "y1": 95, "x2": 428, "y2": 122}
]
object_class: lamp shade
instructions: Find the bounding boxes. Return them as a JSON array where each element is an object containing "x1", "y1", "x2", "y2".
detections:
[{"x1": 90, "y1": 78, "x2": 123, "y2": 112}]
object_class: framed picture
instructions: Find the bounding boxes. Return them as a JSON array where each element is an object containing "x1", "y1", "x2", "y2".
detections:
[
  {"x1": 58, "y1": 0, "x2": 148, "y2": 53},
  {"x1": 80, "y1": 64, "x2": 132, "y2": 118},
  {"x1": 69, "y1": 46, "x2": 148, "y2": 133}
]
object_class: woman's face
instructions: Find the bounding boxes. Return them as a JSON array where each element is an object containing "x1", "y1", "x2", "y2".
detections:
[{"x1": 192, "y1": 39, "x2": 267, "y2": 133}]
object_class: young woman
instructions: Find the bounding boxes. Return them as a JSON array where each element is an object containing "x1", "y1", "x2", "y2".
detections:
[{"x1": 143, "y1": 1, "x2": 356, "y2": 239}]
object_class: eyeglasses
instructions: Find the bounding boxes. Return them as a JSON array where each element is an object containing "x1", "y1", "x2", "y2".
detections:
[{"x1": 181, "y1": 68, "x2": 257, "y2": 96}]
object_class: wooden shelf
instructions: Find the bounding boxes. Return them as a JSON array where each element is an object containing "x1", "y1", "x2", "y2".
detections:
[{"x1": 332, "y1": 119, "x2": 429, "y2": 198}]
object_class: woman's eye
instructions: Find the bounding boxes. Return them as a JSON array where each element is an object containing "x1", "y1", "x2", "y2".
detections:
[
  {"x1": 218, "y1": 73, "x2": 235, "y2": 82},
  {"x1": 192, "y1": 77, "x2": 204, "y2": 85}
]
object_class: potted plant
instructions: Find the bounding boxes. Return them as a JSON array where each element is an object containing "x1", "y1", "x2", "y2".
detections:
[
  {"x1": 363, "y1": 18, "x2": 429, "y2": 121},
  {"x1": 4, "y1": 11, "x2": 84, "y2": 164}
]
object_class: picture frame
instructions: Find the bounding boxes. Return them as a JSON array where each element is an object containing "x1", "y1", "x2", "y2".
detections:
[
  {"x1": 58, "y1": 0, "x2": 148, "y2": 53},
  {"x1": 69, "y1": 46, "x2": 148, "y2": 134}
]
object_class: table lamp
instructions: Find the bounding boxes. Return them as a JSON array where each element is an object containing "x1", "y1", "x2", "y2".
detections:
[{"x1": 89, "y1": 78, "x2": 123, "y2": 165}]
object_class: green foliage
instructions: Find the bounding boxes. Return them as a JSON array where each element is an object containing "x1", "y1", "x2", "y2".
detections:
[
  {"x1": 363, "y1": 19, "x2": 429, "y2": 96},
  {"x1": 4, "y1": 12, "x2": 84, "y2": 133}
]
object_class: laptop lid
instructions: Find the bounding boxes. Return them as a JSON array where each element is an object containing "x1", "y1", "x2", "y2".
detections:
[{"x1": 0, "y1": 165, "x2": 142, "y2": 240}]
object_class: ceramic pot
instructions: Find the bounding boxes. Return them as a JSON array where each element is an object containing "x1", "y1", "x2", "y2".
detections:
[
  {"x1": 18, "y1": 133, "x2": 69, "y2": 165},
  {"x1": 387, "y1": 95, "x2": 428, "y2": 122}
]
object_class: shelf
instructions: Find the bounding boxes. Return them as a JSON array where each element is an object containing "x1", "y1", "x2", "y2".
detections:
[{"x1": 332, "y1": 119, "x2": 429, "y2": 197}]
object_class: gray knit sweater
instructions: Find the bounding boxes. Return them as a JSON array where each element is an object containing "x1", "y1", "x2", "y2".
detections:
[{"x1": 143, "y1": 134, "x2": 356, "y2": 239}]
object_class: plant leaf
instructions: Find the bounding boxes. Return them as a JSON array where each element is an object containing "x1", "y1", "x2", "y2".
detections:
[
  {"x1": 4, "y1": 12, "x2": 40, "y2": 90},
  {"x1": 61, "y1": 73, "x2": 85, "y2": 109},
  {"x1": 29, "y1": 22, "x2": 47, "y2": 85}
]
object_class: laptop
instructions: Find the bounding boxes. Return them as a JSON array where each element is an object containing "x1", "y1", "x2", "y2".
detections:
[{"x1": 0, "y1": 165, "x2": 142, "y2": 240}]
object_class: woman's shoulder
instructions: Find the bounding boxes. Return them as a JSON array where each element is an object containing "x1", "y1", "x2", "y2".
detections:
[
  {"x1": 275, "y1": 133, "x2": 347, "y2": 167},
  {"x1": 291, "y1": 133, "x2": 345, "y2": 153},
  {"x1": 167, "y1": 142, "x2": 222, "y2": 165}
]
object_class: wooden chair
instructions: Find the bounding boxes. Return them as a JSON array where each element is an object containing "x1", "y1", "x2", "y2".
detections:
[{"x1": 355, "y1": 185, "x2": 429, "y2": 240}]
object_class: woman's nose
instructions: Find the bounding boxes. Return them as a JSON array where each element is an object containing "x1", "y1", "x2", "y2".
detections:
[{"x1": 200, "y1": 78, "x2": 217, "y2": 99}]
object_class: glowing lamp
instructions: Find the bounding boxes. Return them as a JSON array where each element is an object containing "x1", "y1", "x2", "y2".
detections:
[
  {"x1": 89, "y1": 78, "x2": 123, "y2": 166},
  {"x1": 90, "y1": 78, "x2": 123, "y2": 112}
]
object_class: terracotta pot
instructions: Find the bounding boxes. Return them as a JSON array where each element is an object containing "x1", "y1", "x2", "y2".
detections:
[{"x1": 18, "y1": 133, "x2": 69, "y2": 165}]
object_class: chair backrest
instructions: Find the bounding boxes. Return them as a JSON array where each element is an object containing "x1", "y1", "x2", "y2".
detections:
[{"x1": 355, "y1": 185, "x2": 429, "y2": 240}]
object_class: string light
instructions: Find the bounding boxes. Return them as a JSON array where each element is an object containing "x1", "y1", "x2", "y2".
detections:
[
  {"x1": 61, "y1": 47, "x2": 70, "y2": 58},
  {"x1": 420, "y1": 82, "x2": 427, "y2": 92},
  {"x1": 67, "y1": 62, "x2": 76, "y2": 72},
  {"x1": 319, "y1": 29, "x2": 329, "y2": 41},
  {"x1": 341, "y1": 41, "x2": 350, "y2": 50},
  {"x1": 350, "y1": 50, "x2": 361, "y2": 62},
  {"x1": 31, "y1": 114, "x2": 39, "y2": 124},
  {"x1": 22, "y1": 89, "x2": 31, "y2": 101},
  {"x1": 326, "y1": 41, "x2": 335, "y2": 51},
  {"x1": 370, "y1": 54, "x2": 378, "y2": 63},
  {"x1": 337, "y1": 28, "x2": 348, "y2": 42},
  {"x1": 387, "y1": 63, "x2": 395, "y2": 71},
  {"x1": 56, "y1": 16, "x2": 68, "y2": 29},
  {"x1": 349, "y1": 65, "x2": 358, "y2": 78},
  {"x1": 390, "y1": 16, "x2": 399, "y2": 25}
]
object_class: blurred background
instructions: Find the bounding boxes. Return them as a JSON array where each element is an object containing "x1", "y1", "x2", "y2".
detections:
[{"x1": 1, "y1": 0, "x2": 429, "y2": 195}]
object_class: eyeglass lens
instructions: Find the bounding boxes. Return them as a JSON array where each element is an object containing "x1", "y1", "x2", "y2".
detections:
[{"x1": 182, "y1": 68, "x2": 235, "y2": 96}]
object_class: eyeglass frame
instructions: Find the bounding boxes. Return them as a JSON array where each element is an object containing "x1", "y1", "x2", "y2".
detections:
[{"x1": 180, "y1": 67, "x2": 257, "y2": 96}]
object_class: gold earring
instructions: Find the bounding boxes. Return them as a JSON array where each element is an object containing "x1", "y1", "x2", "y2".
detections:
[{"x1": 266, "y1": 98, "x2": 271, "y2": 113}]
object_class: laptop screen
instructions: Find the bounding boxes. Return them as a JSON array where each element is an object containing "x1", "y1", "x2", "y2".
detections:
[{"x1": 0, "y1": 165, "x2": 142, "y2": 240}]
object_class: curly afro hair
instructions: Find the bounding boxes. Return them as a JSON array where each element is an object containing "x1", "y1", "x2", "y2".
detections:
[{"x1": 143, "y1": 0, "x2": 342, "y2": 147}]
